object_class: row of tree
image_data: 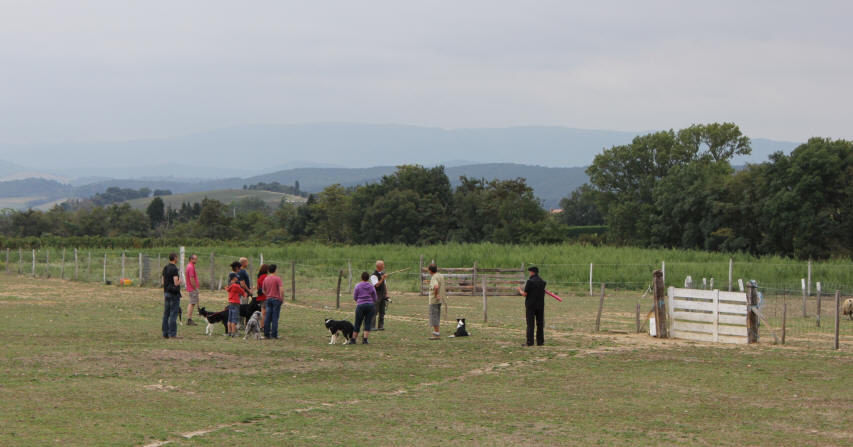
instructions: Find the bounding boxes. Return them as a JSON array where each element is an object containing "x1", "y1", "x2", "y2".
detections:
[{"x1": 561, "y1": 123, "x2": 853, "y2": 259}]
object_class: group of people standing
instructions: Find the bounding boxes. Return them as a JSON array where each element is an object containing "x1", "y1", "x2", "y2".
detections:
[
  {"x1": 160, "y1": 254, "x2": 283, "y2": 340},
  {"x1": 163, "y1": 254, "x2": 548, "y2": 347}
]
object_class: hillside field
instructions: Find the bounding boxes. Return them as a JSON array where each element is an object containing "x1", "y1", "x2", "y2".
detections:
[
  {"x1": 123, "y1": 189, "x2": 306, "y2": 211},
  {"x1": 1, "y1": 273, "x2": 851, "y2": 446}
]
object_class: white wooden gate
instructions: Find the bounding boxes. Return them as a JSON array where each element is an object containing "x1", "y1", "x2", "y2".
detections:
[{"x1": 667, "y1": 287, "x2": 749, "y2": 344}]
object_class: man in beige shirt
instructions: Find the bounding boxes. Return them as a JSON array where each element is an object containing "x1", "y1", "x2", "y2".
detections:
[{"x1": 427, "y1": 263, "x2": 446, "y2": 340}]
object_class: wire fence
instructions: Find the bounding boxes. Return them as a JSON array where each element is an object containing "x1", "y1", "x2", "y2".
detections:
[{"x1": 1, "y1": 246, "x2": 851, "y2": 349}]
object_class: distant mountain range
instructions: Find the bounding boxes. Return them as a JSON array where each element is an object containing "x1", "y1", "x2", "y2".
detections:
[
  {"x1": 0, "y1": 123, "x2": 800, "y2": 180},
  {"x1": 0, "y1": 163, "x2": 587, "y2": 210}
]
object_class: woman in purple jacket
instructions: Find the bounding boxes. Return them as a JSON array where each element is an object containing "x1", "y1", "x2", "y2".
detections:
[{"x1": 351, "y1": 271, "x2": 378, "y2": 344}]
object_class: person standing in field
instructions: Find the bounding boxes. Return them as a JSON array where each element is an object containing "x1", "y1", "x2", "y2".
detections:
[
  {"x1": 161, "y1": 253, "x2": 182, "y2": 339},
  {"x1": 256, "y1": 264, "x2": 269, "y2": 330},
  {"x1": 238, "y1": 257, "x2": 252, "y2": 303},
  {"x1": 370, "y1": 260, "x2": 389, "y2": 330},
  {"x1": 262, "y1": 264, "x2": 284, "y2": 339},
  {"x1": 226, "y1": 275, "x2": 246, "y2": 337},
  {"x1": 351, "y1": 271, "x2": 377, "y2": 344},
  {"x1": 427, "y1": 263, "x2": 445, "y2": 340},
  {"x1": 185, "y1": 254, "x2": 200, "y2": 326},
  {"x1": 517, "y1": 266, "x2": 546, "y2": 346}
]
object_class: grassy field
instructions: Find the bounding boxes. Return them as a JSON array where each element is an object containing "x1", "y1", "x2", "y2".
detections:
[
  {"x1": 122, "y1": 189, "x2": 306, "y2": 211},
  {"x1": 2, "y1": 273, "x2": 851, "y2": 446}
]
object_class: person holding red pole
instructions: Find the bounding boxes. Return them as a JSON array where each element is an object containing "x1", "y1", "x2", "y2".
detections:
[{"x1": 517, "y1": 266, "x2": 546, "y2": 346}]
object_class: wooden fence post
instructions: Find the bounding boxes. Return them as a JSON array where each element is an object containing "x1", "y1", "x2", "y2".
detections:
[
  {"x1": 45, "y1": 249, "x2": 50, "y2": 278},
  {"x1": 816, "y1": 282, "x2": 822, "y2": 328},
  {"x1": 482, "y1": 277, "x2": 488, "y2": 323},
  {"x1": 291, "y1": 260, "x2": 296, "y2": 301},
  {"x1": 74, "y1": 248, "x2": 78, "y2": 281},
  {"x1": 834, "y1": 291, "x2": 841, "y2": 350},
  {"x1": 472, "y1": 261, "x2": 477, "y2": 296},
  {"x1": 19, "y1": 248, "x2": 23, "y2": 274},
  {"x1": 336, "y1": 269, "x2": 343, "y2": 309},
  {"x1": 209, "y1": 252, "x2": 216, "y2": 291},
  {"x1": 347, "y1": 259, "x2": 352, "y2": 295},
  {"x1": 781, "y1": 299, "x2": 787, "y2": 344},
  {"x1": 807, "y1": 259, "x2": 812, "y2": 296},
  {"x1": 179, "y1": 246, "x2": 186, "y2": 284},
  {"x1": 801, "y1": 278, "x2": 807, "y2": 318},
  {"x1": 60, "y1": 248, "x2": 65, "y2": 279},
  {"x1": 102, "y1": 253, "x2": 107, "y2": 283},
  {"x1": 636, "y1": 301, "x2": 641, "y2": 333},
  {"x1": 138, "y1": 253, "x2": 143, "y2": 286},
  {"x1": 32, "y1": 249, "x2": 36, "y2": 277},
  {"x1": 157, "y1": 254, "x2": 162, "y2": 287},
  {"x1": 418, "y1": 255, "x2": 424, "y2": 295},
  {"x1": 5, "y1": 248, "x2": 9, "y2": 273},
  {"x1": 661, "y1": 261, "x2": 666, "y2": 287},
  {"x1": 87, "y1": 251, "x2": 91, "y2": 276},
  {"x1": 652, "y1": 270, "x2": 668, "y2": 338},
  {"x1": 728, "y1": 258, "x2": 733, "y2": 291},
  {"x1": 746, "y1": 283, "x2": 759, "y2": 343},
  {"x1": 121, "y1": 251, "x2": 126, "y2": 280},
  {"x1": 595, "y1": 283, "x2": 605, "y2": 333},
  {"x1": 589, "y1": 263, "x2": 594, "y2": 296}
]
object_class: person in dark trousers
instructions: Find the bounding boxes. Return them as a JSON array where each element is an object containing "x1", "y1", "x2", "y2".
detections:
[
  {"x1": 161, "y1": 253, "x2": 182, "y2": 339},
  {"x1": 517, "y1": 266, "x2": 546, "y2": 346},
  {"x1": 369, "y1": 260, "x2": 389, "y2": 330}
]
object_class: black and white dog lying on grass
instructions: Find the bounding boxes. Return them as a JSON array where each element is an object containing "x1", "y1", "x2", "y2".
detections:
[
  {"x1": 325, "y1": 318, "x2": 354, "y2": 345},
  {"x1": 243, "y1": 311, "x2": 263, "y2": 340},
  {"x1": 449, "y1": 318, "x2": 469, "y2": 337},
  {"x1": 198, "y1": 307, "x2": 228, "y2": 336}
]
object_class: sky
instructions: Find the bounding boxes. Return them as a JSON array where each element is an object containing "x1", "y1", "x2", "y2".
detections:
[{"x1": 1, "y1": 0, "x2": 851, "y2": 146}]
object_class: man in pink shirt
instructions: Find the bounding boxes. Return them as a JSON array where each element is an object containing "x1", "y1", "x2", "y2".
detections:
[
  {"x1": 185, "y1": 254, "x2": 200, "y2": 326},
  {"x1": 262, "y1": 264, "x2": 284, "y2": 339}
]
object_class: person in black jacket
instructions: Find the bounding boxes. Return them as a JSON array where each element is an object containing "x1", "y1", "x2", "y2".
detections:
[
  {"x1": 161, "y1": 253, "x2": 183, "y2": 339},
  {"x1": 517, "y1": 266, "x2": 546, "y2": 346}
]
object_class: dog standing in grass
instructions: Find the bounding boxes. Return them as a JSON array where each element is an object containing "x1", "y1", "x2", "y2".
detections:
[{"x1": 244, "y1": 311, "x2": 263, "y2": 339}]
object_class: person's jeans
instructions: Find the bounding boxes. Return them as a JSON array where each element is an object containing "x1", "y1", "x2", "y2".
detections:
[
  {"x1": 525, "y1": 306, "x2": 544, "y2": 346},
  {"x1": 162, "y1": 293, "x2": 181, "y2": 338},
  {"x1": 354, "y1": 302, "x2": 376, "y2": 333},
  {"x1": 264, "y1": 299, "x2": 282, "y2": 338}
]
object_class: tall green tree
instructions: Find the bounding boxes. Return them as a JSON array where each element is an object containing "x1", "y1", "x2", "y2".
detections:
[{"x1": 146, "y1": 197, "x2": 166, "y2": 228}]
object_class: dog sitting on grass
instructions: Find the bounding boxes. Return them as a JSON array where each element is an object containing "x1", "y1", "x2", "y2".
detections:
[
  {"x1": 449, "y1": 318, "x2": 469, "y2": 337},
  {"x1": 244, "y1": 311, "x2": 263, "y2": 340}
]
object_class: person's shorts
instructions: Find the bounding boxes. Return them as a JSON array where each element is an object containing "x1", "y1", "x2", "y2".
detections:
[
  {"x1": 429, "y1": 303, "x2": 442, "y2": 326},
  {"x1": 188, "y1": 290, "x2": 200, "y2": 305},
  {"x1": 228, "y1": 304, "x2": 240, "y2": 323}
]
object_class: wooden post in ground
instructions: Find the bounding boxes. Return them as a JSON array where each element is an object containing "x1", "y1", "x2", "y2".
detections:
[
  {"x1": 19, "y1": 248, "x2": 23, "y2": 274},
  {"x1": 418, "y1": 255, "x2": 424, "y2": 295},
  {"x1": 746, "y1": 283, "x2": 759, "y2": 343},
  {"x1": 636, "y1": 301, "x2": 641, "y2": 333},
  {"x1": 87, "y1": 251, "x2": 91, "y2": 277},
  {"x1": 661, "y1": 261, "x2": 666, "y2": 287},
  {"x1": 209, "y1": 252, "x2": 216, "y2": 291},
  {"x1": 834, "y1": 291, "x2": 841, "y2": 350},
  {"x1": 121, "y1": 251, "x2": 126, "y2": 281},
  {"x1": 652, "y1": 270, "x2": 667, "y2": 338},
  {"x1": 589, "y1": 263, "x2": 594, "y2": 296},
  {"x1": 32, "y1": 249, "x2": 36, "y2": 277},
  {"x1": 801, "y1": 278, "x2": 807, "y2": 318},
  {"x1": 291, "y1": 261, "x2": 296, "y2": 301},
  {"x1": 347, "y1": 259, "x2": 352, "y2": 295},
  {"x1": 781, "y1": 299, "x2": 787, "y2": 344},
  {"x1": 60, "y1": 248, "x2": 65, "y2": 279},
  {"x1": 482, "y1": 277, "x2": 488, "y2": 323},
  {"x1": 157, "y1": 254, "x2": 162, "y2": 287},
  {"x1": 179, "y1": 247, "x2": 186, "y2": 285},
  {"x1": 102, "y1": 253, "x2": 107, "y2": 283},
  {"x1": 728, "y1": 258, "x2": 733, "y2": 291},
  {"x1": 595, "y1": 283, "x2": 605, "y2": 333},
  {"x1": 336, "y1": 269, "x2": 343, "y2": 309},
  {"x1": 138, "y1": 253, "x2": 143, "y2": 286},
  {"x1": 45, "y1": 249, "x2": 50, "y2": 278},
  {"x1": 74, "y1": 248, "x2": 78, "y2": 281},
  {"x1": 472, "y1": 261, "x2": 477, "y2": 296},
  {"x1": 807, "y1": 259, "x2": 812, "y2": 297},
  {"x1": 5, "y1": 248, "x2": 9, "y2": 273},
  {"x1": 816, "y1": 282, "x2": 822, "y2": 328}
]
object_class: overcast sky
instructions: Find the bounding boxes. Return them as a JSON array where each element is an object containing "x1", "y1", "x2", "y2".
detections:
[{"x1": 1, "y1": 0, "x2": 851, "y2": 145}]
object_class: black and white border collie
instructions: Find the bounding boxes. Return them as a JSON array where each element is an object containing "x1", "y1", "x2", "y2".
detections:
[
  {"x1": 325, "y1": 318, "x2": 354, "y2": 345},
  {"x1": 198, "y1": 306, "x2": 228, "y2": 336},
  {"x1": 449, "y1": 318, "x2": 469, "y2": 337}
]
